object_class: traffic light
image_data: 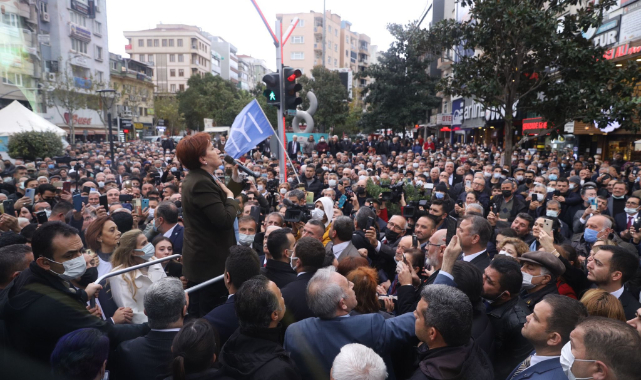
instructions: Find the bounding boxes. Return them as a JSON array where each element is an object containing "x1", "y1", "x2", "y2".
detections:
[
  {"x1": 262, "y1": 72, "x2": 280, "y2": 107},
  {"x1": 123, "y1": 129, "x2": 130, "y2": 134},
  {"x1": 283, "y1": 67, "x2": 302, "y2": 111}
]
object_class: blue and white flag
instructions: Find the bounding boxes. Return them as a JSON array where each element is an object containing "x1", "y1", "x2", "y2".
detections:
[{"x1": 225, "y1": 99, "x2": 274, "y2": 159}]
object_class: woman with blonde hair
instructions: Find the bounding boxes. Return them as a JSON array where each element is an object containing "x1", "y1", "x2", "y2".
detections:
[
  {"x1": 109, "y1": 229, "x2": 166, "y2": 323},
  {"x1": 580, "y1": 288, "x2": 626, "y2": 322},
  {"x1": 496, "y1": 238, "x2": 529, "y2": 258}
]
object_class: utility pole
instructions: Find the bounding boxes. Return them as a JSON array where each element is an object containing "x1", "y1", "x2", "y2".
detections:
[{"x1": 322, "y1": 0, "x2": 326, "y2": 68}]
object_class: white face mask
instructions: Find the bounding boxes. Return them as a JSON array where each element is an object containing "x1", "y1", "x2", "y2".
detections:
[
  {"x1": 328, "y1": 179, "x2": 337, "y2": 187},
  {"x1": 257, "y1": 185, "x2": 264, "y2": 191},
  {"x1": 311, "y1": 208, "x2": 325, "y2": 220},
  {"x1": 238, "y1": 233, "x2": 255, "y2": 246},
  {"x1": 498, "y1": 250, "x2": 511, "y2": 257},
  {"x1": 134, "y1": 243, "x2": 155, "y2": 261},
  {"x1": 559, "y1": 341, "x2": 595, "y2": 380},
  {"x1": 521, "y1": 271, "x2": 545, "y2": 290},
  {"x1": 48, "y1": 255, "x2": 87, "y2": 281},
  {"x1": 280, "y1": 188, "x2": 287, "y2": 195}
]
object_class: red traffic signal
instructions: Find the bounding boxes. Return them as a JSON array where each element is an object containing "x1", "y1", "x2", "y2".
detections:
[
  {"x1": 287, "y1": 69, "x2": 302, "y2": 82},
  {"x1": 123, "y1": 129, "x2": 130, "y2": 134}
]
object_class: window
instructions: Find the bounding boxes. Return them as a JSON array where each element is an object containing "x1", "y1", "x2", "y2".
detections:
[
  {"x1": 137, "y1": 54, "x2": 144, "y2": 62},
  {"x1": 154, "y1": 39, "x2": 159, "y2": 47},
  {"x1": 179, "y1": 84, "x2": 185, "y2": 91},
  {"x1": 111, "y1": 60, "x2": 117, "y2": 70},
  {"x1": 178, "y1": 54, "x2": 184, "y2": 62},
  {"x1": 346, "y1": 50, "x2": 348, "y2": 57},
  {"x1": 169, "y1": 54, "x2": 175, "y2": 62},
  {"x1": 144, "y1": 108, "x2": 148, "y2": 116},
  {"x1": 40, "y1": 2, "x2": 48, "y2": 15},
  {"x1": 95, "y1": 46, "x2": 103, "y2": 61},
  {"x1": 170, "y1": 69, "x2": 176, "y2": 77},
  {"x1": 346, "y1": 36, "x2": 349, "y2": 43},
  {"x1": 334, "y1": 58, "x2": 337, "y2": 66},
  {"x1": 170, "y1": 84, "x2": 176, "y2": 92},
  {"x1": 147, "y1": 39, "x2": 152, "y2": 47},
  {"x1": 292, "y1": 36, "x2": 304, "y2": 44},
  {"x1": 148, "y1": 54, "x2": 154, "y2": 63},
  {"x1": 96, "y1": 70, "x2": 104, "y2": 83},
  {"x1": 335, "y1": 43, "x2": 338, "y2": 52},
  {"x1": 298, "y1": 19, "x2": 305, "y2": 27},
  {"x1": 93, "y1": 20, "x2": 102, "y2": 35},
  {"x1": 162, "y1": 39, "x2": 167, "y2": 47},
  {"x1": 70, "y1": 12, "x2": 86, "y2": 27},
  {"x1": 71, "y1": 38, "x2": 88, "y2": 54},
  {"x1": 179, "y1": 69, "x2": 184, "y2": 77},
  {"x1": 291, "y1": 52, "x2": 304, "y2": 60},
  {"x1": 2, "y1": 72, "x2": 23, "y2": 86},
  {"x1": 138, "y1": 39, "x2": 144, "y2": 47},
  {"x1": 139, "y1": 107, "x2": 143, "y2": 116},
  {"x1": 335, "y1": 29, "x2": 338, "y2": 37},
  {"x1": 177, "y1": 39, "x2": 183, "y2": 47},
  {"x1": 328, "y1": 26, "x2": 332, "y2": 33},
  {"x1": 169, "y1": 39, "x2": 174, "y2": 47}
]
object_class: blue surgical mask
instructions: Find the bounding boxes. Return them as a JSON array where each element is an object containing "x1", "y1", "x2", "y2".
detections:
[
  {"x1": 48, "y1": 164, "x2": 55, "y2": 169},
  {"x1": 135, "y1": 243, "x2": 155, "y2": 261},
  {"x1": 549, "y1": 174, "x2": 558, "y2": 181},
  {"x1": 434, "y1": 192, "x2": 445, "y2": 199},
  {"x1": 583, "y1": 228, "x2": 600, "y2": 243}
]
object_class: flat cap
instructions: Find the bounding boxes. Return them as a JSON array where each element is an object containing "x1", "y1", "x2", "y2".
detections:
[{"x1": 518, "y1": 251, "x2": 565, "y2": 276}]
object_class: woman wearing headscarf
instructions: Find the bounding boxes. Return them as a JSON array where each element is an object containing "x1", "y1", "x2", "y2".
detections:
[{"x1": 312, "y1": 196, "x2": 335, "y2": 246}]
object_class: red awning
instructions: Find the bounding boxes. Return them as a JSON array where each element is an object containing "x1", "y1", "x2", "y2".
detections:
[{"x1": 440, "y1": 127, "x2": 452, "y2": 132}]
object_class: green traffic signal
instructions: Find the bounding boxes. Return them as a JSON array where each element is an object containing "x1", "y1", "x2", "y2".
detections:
[
  {"x1": 269, "y1": 91, "x2": 276, "y2": 101},
  {"x1": 262, "y1": 72, "x2": 280, "y2": 108}
]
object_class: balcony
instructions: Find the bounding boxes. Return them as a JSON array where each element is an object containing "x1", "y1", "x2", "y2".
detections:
[
  {"x1": 314, "y1": 26, "x2": 322, "y2": 35},
  {"x1": 314, "y1": 43, "x2": 322, "y2": 51},
  {"x1": 359, "y1": 46, "x2": 369, "y2": 54},
  {"x1": 74, "y1": 77, "x2": 92, "y2": 89},
  {"x1": 125, "y1": 44, "x2": 132, "y2": 51}
]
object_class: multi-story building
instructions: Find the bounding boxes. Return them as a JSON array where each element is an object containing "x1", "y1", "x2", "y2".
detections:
[
  {"x1": 109, "y1": 52, "x2": 155, "y2": 139},
  {"x1": 0, "y1": 0, "x2": 40, "y2": 111},
  {"x1": 237, "y1": 55, "x2": 271, "y2": 90},
  {"x1": 39, "y1": 0, "x2": 111, "y2": 140},
  {"x1": 124, "y1": 24, "x2": 211, "y2": 94},
  {"x1": 204, "y1": 34, "x2": 239, "y2": 85},
  {"x1": 339, "y1": 20, "x2": 372, "y2": 100}
]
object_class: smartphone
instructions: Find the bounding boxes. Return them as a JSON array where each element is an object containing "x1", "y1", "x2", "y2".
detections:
[
  {"x1": 412, "y1": 235, "x2": 418, "y2": 248},
  {"x1": 492, "y1": 203, "x2": 498, "y2": 214},
  {"x1": 82, "y1": 186, "x2": 91, "y2": 194},
  {"x1": 36, "y1": 211, "x2": 48, "y2": 224},
  {"x1": 366, "y1": 216, "x2": 375, "y2": 230},
  {"x1": 305, "y1": 191, "x2": 314, "y2": 205},
  {"x1": 119, "y1": 194, "x2": 133, "y2": 202},
  {"x1": 445, "y1": 215, "x2": 458, "y2": 244},
  {"x1": 457, "y1": 200, "x2": 464, "y2": 208},
  {"x1": 124, "y1": 180, "x2": 132, "y2": 189},
  {"x1": 63, "y1": 182, "x2": 72, "y2": 193},
  {"x1": 465, "y1": 180, "x2": 472, "y2": 188},
  {"x1": 3, "y1": 200, "x2": 14, "y2": 217},
  {"x1": 543, "y1": 219, "x2": 554, "y2": 234},
  {"x1": 589, "y1": 197, "x2": 597, "y2": 211},
  {"x1": 132, "y1": 198, "x2": 141, "y2": 209},
  {"x1": 99, "y1": 195, "x2": 109, "y2": 212},
  {"x1": 25, "y1": 188, "x2": 35, "y2": 202},
  {"x1": 73, "y1": 194, "x2": 83, "y2": 212},
  {"x1": 81, "y1": 196, "x2": 88, "y2": 205},
  {"x1": 141, "y1": 198, "x2": 149, "y2": 210},
  {"x1": 338, "y1": 194, "x2": 347, "y2": 208},
  {"x1": 553, "y1": 190, "x2": 561, "y2": 197},
  {"x1": 53, "y1": 181, "x2": 63, "y2": 189}
]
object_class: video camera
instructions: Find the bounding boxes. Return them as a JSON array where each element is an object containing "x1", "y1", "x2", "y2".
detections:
[
  {"x1": 282, "y1": 198, "x2": 311, "y2": 223},
  {"x1": 402, "y1": 200, "x2": 429, "y2": 219},
  {"x1": 380, "y1": 182, "x2": 404, "y2": 203}
]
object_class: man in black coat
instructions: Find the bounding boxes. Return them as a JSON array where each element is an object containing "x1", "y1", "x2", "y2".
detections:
[
  {"x1": 298, "y1": 165, "x2": 324, "y2": 200},
  {"x1": 261, "y1": 229, "x2": 297, "y2": 289},
  {"x1": 204, "y1": 245, "x2": 261, "y2": 347},
  {"x1": 281, "y1": 237, "x2": 326, "y2": 326},
  {"x1": 219, "y1": 276, "x2": 301, "y2": 380},
  {"x1": 488, "y1": 180, "x2": 527, "y2": 224},
  {"x1": 2, "y1": 222, "x2": 147, "y2": 364},
  {"x1": 110, "y1": 278, "x2": 187, "y2": 380},
  {"x1": 286, "y1": 135, "x2": 301, "y2": 159}
]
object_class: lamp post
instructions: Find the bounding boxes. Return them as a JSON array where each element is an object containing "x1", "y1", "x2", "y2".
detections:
[{"x1": 97, "y1": 89, "x2": 117, "y2": 170}]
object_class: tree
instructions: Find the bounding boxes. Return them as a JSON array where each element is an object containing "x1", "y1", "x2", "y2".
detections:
[
  {"x1": 177, "y1": 74, "x2": 240, "y2": 130},
  {"x1": 154, "y1": 95, "x2": 184, "y2": 136},
  {"x1": 8, "y1": 131, "x2": 63, "y2": 160},
  {"x1": 298, "y1": 66, "x2": 349, "y2": 133},
  {"x1": 417, "y1": 0, "x2": 639, "y2": 166},
  {"x1": 359, "y1": 23, "x2": 441, "y2": 134},
  {"x1": 47, "y1": 65, "x2": 100, "y2": 144}
]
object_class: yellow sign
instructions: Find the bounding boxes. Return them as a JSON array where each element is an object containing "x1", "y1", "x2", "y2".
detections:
[{"x1": 134, "y1": 123, "x2": 143, "y2": 130}]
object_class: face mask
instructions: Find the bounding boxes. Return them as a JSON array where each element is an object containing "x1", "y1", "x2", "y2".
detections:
[
  {"x1": 148, "y1": 208, "x2": 155, "y2": 218},
  {"x1": 77, "y1": 266, "x2": 99, "y2": 287},
  {"x1": 484, "y1": 172, "x2": 492, "y2": 178},
  {"x1": 311, "y1": 208, "x2": 325, "y2": 220},
  {"x1": 322, "y1": 166, "x2": 329, "y2": 171},
  {"x1": 45, "y1": 209, "x2": 52, "y2": 218},
  {"x1": 170, "y1": 167, "x2": 177, "y2": 173},
  {"x1": 521, "y1": 272, "x2": 545, "y2": 290},
  {"x1": 288, "y1": 178, "x2": 295, "y2": 184},
  {"x1": 498, "y1": 250, "x2": 511, "y2": 257},
  {"x1": 625, "y1": 207, "x2": 638, "y2": 215},
  {"x1": 612, "y1": 194, "x2": 625, "y2": 199},
  {"x1": 98, "y1": 181, "x2": 105, "y2": 188},
  {"x1": 545, "y1": 209, "x2": 559, "y2": 218},
  {"x1": 48, "y1": 255, "x2": 87, "y2": 281},
  {"x1": 434, "y1": 192, "x2": 444, "y2": 199},
  {"x1": 493, "y1": 173, "x2": 501, "y2": 179},
  {"x1": 482, "y1": 290, "x2": 506, "y2": 305},
  {"x1": 415, "y1": 180, "x2": 423, "y2": 186},
  {"x1": 385, "y1": 230, "x2": 400, "y2": 242},
  {"x1": 583, "y1": 228, "x2": 600, "y2": 243},
  {"x1": 257, "y1": 185, "x2": 264, "y2": 191},
  {"x1": 413, "y1": 163, "x2": 419, "y2": 168},
  {"x1": 280, "y1": 188, "x2": 287, "y2": 195},
  {"x1": 238, "y1": 233, "x2": 255, "y2": 246},
  {"x1": 356, "y1": 187, "x2": 365, "y2": 195},
  {"x1": 48, "y1": 164, "x2": 55, "y2": 169},
  {"x1": 538, "y1": 164, "x2": 543, "y2": 168},
  {"x1": 502, "y1": 190, "x2": 512, "y2": 198},
  {"x1": 516, "y1": 175, "x2": 524, "y2": 181},
  {"x1": 135, "y1": 243, "x2": 156, "y2": 261},
  {"x1": 525, "y1": 178, "x2": 533, "y2": 185},
  {"x1": 547, "y1": 187, "x2": 555, "y2": 193},
  {"x1": 328, "y1": 179, "x2": 337, "y2": 187},
  {"x1": 559, "y1": 341, "x2": 595, "y2": 380},
  {"x1": 569, "y1": 184, "x2": 576, "y2": 190},
  {"x1": 152, "y1": 218, "x2": 159, "y2": 232},
  {"x1": 290, "y1": 255, "x2": 298, "y2": 270},
  {"x1": 549, "y1": 174, "x2": 558, "y2": 181}
]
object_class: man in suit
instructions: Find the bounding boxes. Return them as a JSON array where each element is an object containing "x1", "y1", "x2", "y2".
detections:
[
  {"x1": 364, "y1": 215, "x2": 408, "y2": 282},
  {"x1": 457, "y1": 214, "x2": 492, "y2": 271},
  {"x1": 281, "y1": 237, "x2": 326, "y2": 325},
  {"x1": 144, "y1": 201, "x2": 184, "y2": 254},
  {"x1": 284, "y1": 266, "x2": 416, "y2": 380},
  {"x1": 488, "y1": 180, "x2": 527, "y2": 224},
  {"x1": 613, "y1": 195, "x2": 640, "y2": 235},
  {"x1": 262, "y1": 228, "x2": 297, "y2": 289},
  {"x1": 607, "y1": 181, "x2": 629, "y2": 217},
  {"x1": 203, "y1": 245, "x2": 260, "y2": 347},
  {"x1": 110, "y1": 278, "x2": 187, "y2": 380},
  {"x1": 586, "y1": 245, "x2": 641, "y2": 320},
  {"x1": 325, "y1": 216, "x2": 361, "y2": 262},
  {"x1": 287, "y1": 135, "x2": 300, "y2": 159},
  {"x1": 507, "y1": 294, "x2": 588, "y2": 380}
]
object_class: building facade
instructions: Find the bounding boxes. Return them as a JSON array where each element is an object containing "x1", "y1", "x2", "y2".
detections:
[
  {"x1": 205, "y1": 34, "x2": 239, "y2": 84},
  {"x1": 237, "y1": 55, "x2": 271, "y2": 91},
  {"x1": 124, "y1": 24, "x2": 211, "y2": 94}
]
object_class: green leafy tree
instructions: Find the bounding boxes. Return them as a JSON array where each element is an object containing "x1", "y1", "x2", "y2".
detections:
[
  {"x1": 8, "y1": 131, "x2": 63, "y2": 160},
  {"x1": 177, "y1": 74, "x2": 242, "y2": 131},
  {"x1": 154, "y1": 95, "x2": 185, "y2": 136},
  {"x1": 298, "y1": 66, "x2": 349, "y2": 133},
  {"x1": 359, "y1": 23, "x2": 441, "y2": 134},
  {"x1": 418, "y1": 0, "x2": 639, "y2": 166}
]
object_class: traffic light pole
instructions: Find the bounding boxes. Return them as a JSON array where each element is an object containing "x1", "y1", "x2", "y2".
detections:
[{"x1": 275, "y1": 19, "x2": 286, "y2": 183}]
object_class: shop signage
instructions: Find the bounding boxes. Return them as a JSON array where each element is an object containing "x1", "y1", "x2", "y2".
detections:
[
  {"x1": 620, "y1": 8, "x2": 641, "y2": 43},
  {"x1": 564, "y1": 121, "x2": 575, "y2": 133},
  {"x1": 603, "y1": 43, "x2": 641, "y2": 59},
  {"x1": 70, "y1": 23, "x2": 92, "y2": 42},
  {"x1": 71, "y1": 0, "x2": 90, "y2": 15},
  {"x1": 523, "y1": 117, "x2": 549, "y2": 134},
  {"x1": 134, "y1": 123, "x2": 143, "y2": 130},
  {"x1": 157, "y1": 119, "x2": 164, "y2": 126},
  {"x1": 64, "y1": 113, "x2": 92, "y2": 125},
  {"x1": 120, "y1": 119, "x2": 133, "y2": 129},
  {"x1": 156, "y1": 126, "x2": 166, "y2": 132},
  {"x1": 69, "y1": 55, "x2": 90, "y2": 68},
  {"x1": 429, "y1": 115, "x2": 437, "y2": 125},
  {"x1": 584, "y1": 16, "x2": 621, "y2": 47},
  {"x1": 437, "y1": 113, "x2": 452, "y2": 125},
  {"x1": 452, "y1": 99, "x2": 464, "y2": 127}
]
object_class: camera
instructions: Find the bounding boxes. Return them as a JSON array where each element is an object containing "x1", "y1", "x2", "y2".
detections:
[
  {"x1": 283, "y1": 198, "x2": 311, "y2": 223},
  {"x1": 380, "y1": 182, "x2": 404, "y2": 203}
]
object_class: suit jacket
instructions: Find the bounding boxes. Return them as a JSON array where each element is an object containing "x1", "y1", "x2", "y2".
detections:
[
  {"x1": 281, "y1": 272, "x2": 315, "y2": 326},
  {"x1": 181, "y1": 168, "x2": 242, "y2": 283},
  {"x1": 287, "y1": 141, "x2": 300, "y2": 157},
  {"x1": 619, "y1": 289, "x2": 641, "y2": 321},
  {"x1": 284, "y1": 313, "x2": 416, "y2": 380},
  {"x1": 146, "y1": 224, "x2": 185, "y2": 255},
  {"x1": 607, "y1": 196, "x2": 628, "y2": 217},
  {"x1": 110, "y1": 330, "x2": 178, "y2": 380},
  {"x1": 325, "y1": 241, "x2": 361, "y2": 262},
  {"x1": 203, "y1": 295, "x2": 238, "y2": 347},
  {"x1": 260, "y1": 259, "x2": 297, "y2": 289},
  {"x1": 468, "y1": 252, "x2": 491, "y2": 272},
  {"x1": 505, "y1": 354, "x2": 564, "y2": 380},
  {"x1": 614, "y1": 212, "x2": 638, "y2": 234}
]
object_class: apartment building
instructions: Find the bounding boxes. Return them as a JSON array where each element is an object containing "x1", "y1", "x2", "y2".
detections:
[
  {"x1": 204, "y1": 34, "x2": 240, "y2": 84},
  {"x1": 124, "y1": 24, "x2": 211, "y2": 94},
  {"x1": 39, "y1": 0, "x2": 111, "y2": 138},
  {"x1": 340, "y1": 20, "x2": 372, "y2": 93},
  {"x1": 237, "y1": 55, "x2": 271, "y2": 90}
]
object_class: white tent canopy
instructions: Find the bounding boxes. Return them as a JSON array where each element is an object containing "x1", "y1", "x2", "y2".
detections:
[{"x1": 0, "y1": 100, "x2": 66, "y2": 137}]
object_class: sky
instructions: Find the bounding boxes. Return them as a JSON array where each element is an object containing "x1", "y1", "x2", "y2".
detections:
[{"x1": 107, "y1": 0, "x2": 430, "y2": 71}]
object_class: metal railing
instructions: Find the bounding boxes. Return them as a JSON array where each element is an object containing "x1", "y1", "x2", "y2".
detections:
[{"x1": 185, "y1": 274, "x2": 224, "y2": 294}]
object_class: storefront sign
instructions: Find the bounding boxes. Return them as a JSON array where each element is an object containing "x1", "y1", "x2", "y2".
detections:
[
  {"x1": 523, "y1": 117, "x2": 549, "y2": 134},
  {"x1": 71, "y1": 0, "x2": 90, "y2": 15},
  {"x1": 437, "y1": 113, "x2": 452, "y2": 126},
  {"x1": 134, "y1": 123, "x2": 143, "y2": 130},
  {"x1": 70, "y1": 23, "x2": 92, "y2": 42},
  {"x1": 564, "y1": 121, "x2": 575, "y2": 133},
  {"x1": 157, "y1": 119, "x2": 164, "y2": 126},
  {"x1": 620, "y1": 8, "x2": 641, "y2": 43},
  {"x1": 452, "y1": 99, "x2": 464, "y2": 127},
  {"x1": 64, "y1": 113, "x2": 92, "y2": 125},
  {"x1": 622, "y1": 0, "x2": 640, "y2": 7},
  {"x1": 461, "y1": 98, "x2": 487, "y2": 129},
  {"x1": 585, "y1": 16, "x2": 621, "y2": 47},
  {"x1": 69, "y1": 55, "x2": 90, "y2": 68},
  {"x1": 120, "y1": 119, "x2": 133, "y2": 129},
  {"x1": 603, "y1": 43, "x2": 641, "y2": 59}
]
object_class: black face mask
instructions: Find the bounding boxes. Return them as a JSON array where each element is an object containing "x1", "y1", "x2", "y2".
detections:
[
  {"x1": 502, "y1": 190, "x2": 512, "y2": 198},
  {"x1": 525, "y1": 178, "x2": 533, "y2": 185},
  {"x1": 77, "y1": 266, "x2": 98, "y2": 287},
  {"x1": 385, "y1": 230, "x2": 401, "y2": 242},
  {"x1": 356, "y1": 187, "x2": 365, "y2": 195}
]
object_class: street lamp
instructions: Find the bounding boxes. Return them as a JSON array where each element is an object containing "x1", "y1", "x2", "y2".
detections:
[{"x1": 97, "y1": 89, "x2": 117, "y2": 170}]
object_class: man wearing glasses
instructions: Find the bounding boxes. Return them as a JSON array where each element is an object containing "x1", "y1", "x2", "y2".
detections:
[{"x1": 614, "y1": 196, "x2": 641, "y2": 239}]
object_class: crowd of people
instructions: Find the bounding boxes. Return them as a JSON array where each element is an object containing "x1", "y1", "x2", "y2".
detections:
[{"x1": 1, "y1": 132, "x2": 641, "y2": 380}]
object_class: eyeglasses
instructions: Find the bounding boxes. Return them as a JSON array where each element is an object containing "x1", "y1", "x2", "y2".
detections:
[
  {"x1": 387, "y1": 222, "x2": 405, "y2": 232},
  {"x1": 425, "y1": 243, "x2": 444, "y2": 248}
]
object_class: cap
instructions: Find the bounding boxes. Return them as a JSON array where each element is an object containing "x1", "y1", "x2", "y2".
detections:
[
  {"x1": 435, "y1": 182, "x2": 448, "y2": 193},
  {"x1": 518, "y1": 251, "x2": 565, "y2": 276},
  {"x1": 568, "y1": 176, "x2": 581, "y2": 185}
]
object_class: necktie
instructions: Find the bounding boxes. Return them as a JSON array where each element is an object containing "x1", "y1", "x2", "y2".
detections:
[
  {"x1": 628, "y1": 216, "x2": 633, "y2": 229},
  {"x1": 510, "y1": 354, "x2": 532, "y2": 379}
]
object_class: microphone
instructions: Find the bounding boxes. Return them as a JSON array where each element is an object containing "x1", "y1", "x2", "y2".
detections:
[{"x1": 224, "y1": 155, "x2": 256, "y2": 177}]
